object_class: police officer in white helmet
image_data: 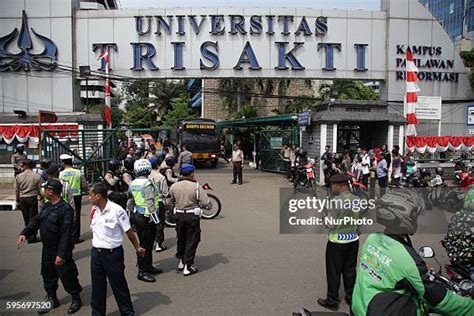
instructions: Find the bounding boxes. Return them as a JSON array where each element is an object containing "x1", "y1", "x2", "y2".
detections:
[{"x1": 127, "y1": 159, "x2": 162, "y2": 283}]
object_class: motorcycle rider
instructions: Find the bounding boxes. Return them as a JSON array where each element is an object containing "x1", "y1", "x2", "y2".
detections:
[
  {"x1": 293, "y1": 148, "x2": 309, "y2": 185},
  {"x1": 127, "y1": 159, "x2": 162, "y2": 283},
  {"x1": 352, "y1": 188, "x2": 474, "y2": 316}
]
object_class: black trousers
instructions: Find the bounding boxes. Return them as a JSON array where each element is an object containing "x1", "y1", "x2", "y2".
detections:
[
  {"x1": 132, "y1": 213, "x2": 156, "y2": 271},
  {"x1": 41, "y1": 245, "x2": 82, "y2": 297},
  {"x1": 232, "y1": 162, "x2": 243, "y2": 183},
  {"x1": 325, "y1": 240, "x2": 359, "y2": 305},
  {"x1": 175, "y1": 213, "x2": 201, "y2": 265},
  {"x1": 91, "y1": 246, "x2": 134, "y2": 316},
  {"x1": 155, "y1": 202, "x2": 165, "y2": 245},
  {"x1": 362, "y1": 174, "x2": 369, "y2": 188},
  {"x1": 72, "y1": 195, "x2": 82, "y2": 242},
  {"x1": 19, "y1": 196, "x2": 38, "y2": 228},
  {"x1": 284, "y1": 160, "x2": 291, "y2": 179}
]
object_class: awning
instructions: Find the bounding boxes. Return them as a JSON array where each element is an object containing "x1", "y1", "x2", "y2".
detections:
[
  {"x1": 406, "y1": 136, "x2": 474, "y2": 153},
  {"x1": 0, "y1": 124, "x2": 79, "y2": 144}
]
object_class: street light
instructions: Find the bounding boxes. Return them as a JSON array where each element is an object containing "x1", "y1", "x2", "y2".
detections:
[{"x1": 79, "y1": 65, "x2": 91, "y2": 112}]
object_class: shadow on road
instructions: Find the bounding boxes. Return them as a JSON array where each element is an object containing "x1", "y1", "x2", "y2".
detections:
[
  {"x1": 106, "y1": 290, "x2": 172, "y2": 316},
  {"x1": 0, "y1": 291, "x2": 30, "y2": 300},
  {"x1": 0, "y1": 269, "x2": 14, "y2": 281},
  {"x1": 154, "y1": 252, "x2": 229, "y2": 274}
]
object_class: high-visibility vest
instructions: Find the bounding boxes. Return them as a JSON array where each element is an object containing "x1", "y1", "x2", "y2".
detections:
[
  {"x1": 60, "y1": 167, "x2": 82, "y2": 196},
  {"x1": 42, "y1": 179, "x2": 71, "y2": 204},
  {"x1": 129, "y1": 178, "x2": 160, "y2": 217}
]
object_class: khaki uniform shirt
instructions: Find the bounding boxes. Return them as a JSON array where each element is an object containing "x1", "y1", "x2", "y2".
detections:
[
  {"x1": 15, "y1": 169, "x2": 42, "y2": 198},
  {"x1": 170, "y1": 180, "x2": 209, "y2": 210}
]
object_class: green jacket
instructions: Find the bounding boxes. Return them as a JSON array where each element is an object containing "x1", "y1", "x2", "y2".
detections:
[{"x1": 352, "y1": 233, "x2": 474, "y2": 316}]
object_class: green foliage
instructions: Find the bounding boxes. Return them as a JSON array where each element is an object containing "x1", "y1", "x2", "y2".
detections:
[
  {"x1": 89, "y1": 102, "x2": 124, "y2": 128},
  {"x1": 160, "y1": 94, "x2": 194, "y2": 128},
  {"x1": 460, "y1": 49, "x2": 474, "y2": 89},
  {"x1": 119, "y1": 79, "x2": 187, "y2": 128},
  {"x1": 318, "y1": 80, "x2": 378, "y2": 101},
  {"x1": 228, "y1": 105, "x2": 258, "y2": 119}
]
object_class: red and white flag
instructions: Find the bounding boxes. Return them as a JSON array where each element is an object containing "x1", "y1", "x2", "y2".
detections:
[
  {"x1": 97, "y1": 50, "x2": 112, "y2": 128},
  {"x1": 405, "y1": 47, "x2": 419, "y2": 136}
]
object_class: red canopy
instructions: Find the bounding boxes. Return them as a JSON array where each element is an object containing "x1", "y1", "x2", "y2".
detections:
[
  {"x1": 406, "y1": 136, "x2": 474, "y2": 153},
  {"x1": 0, "y1": 124, "x2": 78, "y2": 144}
]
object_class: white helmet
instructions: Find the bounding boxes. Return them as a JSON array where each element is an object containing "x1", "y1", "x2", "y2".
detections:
[{"x1": 134, "y1": 159, "x2": 152, "y2": 177}]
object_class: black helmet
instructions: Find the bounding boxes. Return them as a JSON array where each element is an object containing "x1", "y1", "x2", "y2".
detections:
[
  {"x1": 297, "y1": 148, "x2": 307, "y2": 158},
  {"x1": 40, "y1": 159, "x2": 51, "y2": 169},
  {"x1": 420, "y1": 168, "x2": 430, "y2": 177},
  {"x1": 376, "y1": 188, "x2": 425, "y2": 235},
  {"x1": 435, "y1": 167, "x2": 443, "y2": 176},
  {"x1": 16, "y1": 144, "x2": 25, "y2": 151},
  {"x1": 108, "y1": 159, "x2": 120, "y2": 172},
  {"x1": 124, "y1": 157, "x2": 135, "y2": 171},
  {"x1": 460, "y1": 152, "x2": 468, "y2": 159},
  {"x1": 165, "y1": 156, "x2": 176, "y2": 167}
]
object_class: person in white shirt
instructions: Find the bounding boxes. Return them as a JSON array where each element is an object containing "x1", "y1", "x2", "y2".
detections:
[
  {"x1": 231, "y1": 143, "x2": 244, "y2": 185},
  {"x1": 89, "y1": 182, "x2": 144, "y2": 316},
  {"x1": 360, "y1": 148, "x2": 371, "y2": 187}
]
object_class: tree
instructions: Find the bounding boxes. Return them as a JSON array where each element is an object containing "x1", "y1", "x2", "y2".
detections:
[
  {"x1": 119, "y1": 79, "x2": 187, "y2": 128},
  {"x1": 160, "y1": 94, "x2": 194, "y2": 128},
  {"x1": 460, "y1": 49, "x2": 474, "y2": 89},
  {"x1": 88, "y1": 95, "x2": 124, "y2": 128},
  {"x1": 318, "y1": 80, "x2": 379, "y2": 101}
]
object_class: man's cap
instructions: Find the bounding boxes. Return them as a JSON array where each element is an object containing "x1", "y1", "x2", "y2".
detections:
[
  {"x1": 59, "y1": 154, "x2": 72, "y2": 160},
  {"x1": 43, "y1": 179, "x2": 63, "y2": 194},
  {"x1": 180, "y1": 164, "x2": 195, "y2": 174},
  {"x1": 329, "y1": 174, "x2": 351, "y2": 184}
]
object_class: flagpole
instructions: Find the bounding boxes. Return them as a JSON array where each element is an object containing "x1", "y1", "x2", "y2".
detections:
[{"x1": 104, "y1": 53, "x2": 112, "y2": 129}]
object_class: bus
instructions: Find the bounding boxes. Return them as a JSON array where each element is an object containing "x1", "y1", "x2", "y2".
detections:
[{"x1": 177, "y1": 118, "x2": 220, "y2": 167}]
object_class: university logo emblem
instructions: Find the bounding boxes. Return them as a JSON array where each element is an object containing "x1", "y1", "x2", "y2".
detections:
[{"x1": 0, "y1": 10, "x2": 57, "y2": 71}]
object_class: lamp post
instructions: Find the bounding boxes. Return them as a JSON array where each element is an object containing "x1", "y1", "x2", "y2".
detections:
[{"x1": 79, "y1": 66, "x2": 91, "y2": 112}]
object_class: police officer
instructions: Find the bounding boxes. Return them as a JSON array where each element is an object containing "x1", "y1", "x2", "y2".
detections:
[
  {"x1": 15, "y1": 159, "x2": 43, "y2": 243},
  {"x1": 170, "y1": 164, "x2": 210, "y2": 276},
  {"x1": 127, "y1": 159, "x2": 162, "y2": 282},
  {"x1": 104, "y1": 159, "x2": 127, "y2": 209},
  {"x1": 161, "y1": 156, "x2": 179, "y2": 187},
  {"x1": 11, "y1": 144, "x2": 27, "y2": 176},
  {"x1": 59, "y1": 154, "x2": 88, "y2": 244},
  {"x1": 318, "y1": 174, "x2": 362, "y2": 311},
  {"x1": 177, "y1": 144, "x2": 193, "y2": 169},
  {"x1": 89, "y1": 182, "x2": 145, "y2": 316},
  {"x1": 40, "y1": 164, "x2": 75, "y2": 210},
  {"x1": 148, "y1": 157, "x2": 168, "y2": 252},
  {"x1": 16, "y1": 179, "x2": 82, "y2": 314}
]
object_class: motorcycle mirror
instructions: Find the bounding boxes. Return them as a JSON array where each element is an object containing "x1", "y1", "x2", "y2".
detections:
[{"x1": 419, "y1": 246, "x2": 435, "y2": 258}]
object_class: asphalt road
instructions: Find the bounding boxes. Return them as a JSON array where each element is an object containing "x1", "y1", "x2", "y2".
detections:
[{"x1": 0, "y1": 162, "x2": 453, "y2": 315}]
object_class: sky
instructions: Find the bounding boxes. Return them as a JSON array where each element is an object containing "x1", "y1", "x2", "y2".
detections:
[{"x1": 118, "y1": 0, "x2": 380, "y2": 10}]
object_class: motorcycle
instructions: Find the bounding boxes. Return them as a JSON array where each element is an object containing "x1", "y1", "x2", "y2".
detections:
[
  {"x1": 419, "y1": 246, "x2": 473, "y2": 298},
  {"x1": 453, "y1": 156, "x2": 469, "y2": 185},
  {"x1": 403, "y1": 170, "x2": 433, "y2": 210},
  {"x1": 293, "y1": 158, "x2": 318, "y2": 197},
  {"x1": 346, "y1": 171, "x2": 369, "y2": 201},
  {"x1": 437, "y1": 169, "x2": 474, "y2": 213},
  {"x1": 164, "y1": 182, "x2": 222, "y2": 227}
]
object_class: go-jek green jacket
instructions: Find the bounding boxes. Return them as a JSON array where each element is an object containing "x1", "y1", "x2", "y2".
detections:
[{"x1": 352, "y1": 233, "x2": 474, "y2": 316}]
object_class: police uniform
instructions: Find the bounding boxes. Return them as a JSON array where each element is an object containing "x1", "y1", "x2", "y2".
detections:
[
  {"x1": 15, "y1": 166, "x2": 42, "y2": 238},
  {"x1": 59, "y1": 155, "x2": 88, "y2": 243},
  {"x1": 127, "y1": 160, "x2": 162, "y2": 282},
  {"x1": 11, "y1": 150, "x2": 27, "y2": 176},
  {"x1": 20, "y1": 180, "x2": 82, "y2": 313},
  {"x1": 90, "y1": 200, "x2": 135, "y2": 316},
  {"x1": 170, "y1": 164, "x2": 209, "y2": 275},
  {"x1": 149, "y1": 167, "x2": 168, "y2": 252},
  {"x1": 318, "y1": 174, "x2": 361, "y2": 311}
]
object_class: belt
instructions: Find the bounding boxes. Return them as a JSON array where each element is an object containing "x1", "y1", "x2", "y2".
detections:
[
  {"x1": 93, "y1": 246, "x2": 121, "y2": 253},
  {"x1": 175, "y1": 207, "x2": 201, "y2": 215}
]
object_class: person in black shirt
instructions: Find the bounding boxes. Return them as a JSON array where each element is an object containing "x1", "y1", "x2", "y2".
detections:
[{"x1": 16, "y1": 179, "x2": 82, "y2": 314}]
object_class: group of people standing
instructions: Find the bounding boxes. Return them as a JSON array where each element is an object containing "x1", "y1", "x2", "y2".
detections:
[{"x1": 13, "y1": 138, "x2": 209, "y2": 315}]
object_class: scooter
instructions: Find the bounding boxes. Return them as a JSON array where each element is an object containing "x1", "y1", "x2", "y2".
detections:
[
  {"x1": 293, "y1": 158, "x2": 318, "y2": 197},
  {"x1": 419, "y1": 246, "x2": 473, "y2": 298},
  {"x1": 438, "y1": 169, "x2": 474, "y2": 213},
  {"x1": 346, "y1": 171, "x2": 369, "y2": 201}
]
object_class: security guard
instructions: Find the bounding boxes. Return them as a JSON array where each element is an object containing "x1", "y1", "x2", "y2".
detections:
[
  {"x1": 11, "y1": 144, "x2": 27, "y2": 176},
  {"x1": 16, "y1": 179, "x2": 82, "y2": 314},
  {"x1": 318, "y1": 174, "x2": 362, "y2": 311},
  {"x1": 127, "y1": 159, "x2": 162, "y2": 282},
  {"x1": 170, "y1": 164, "x2": 209, "y2": 276},
  {"x1": 59, "y1": 154, "x2": 88, "y2": 244},
  {"x1": 15, "y1": 159, "x2": 43, "y2": 243}
]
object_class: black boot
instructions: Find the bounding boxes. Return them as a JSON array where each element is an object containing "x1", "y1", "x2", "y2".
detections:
[
  {"x1": 146, "y1": 266, "x2": 163, "y2": 275},
  {"x1": 67, "y1": 293, "x2": 82, "y2": 314},
  {"x1": 37, "y1": 294, "x2": 59, "y2": 314},
  {"x1": 317, "y1": 298, "x2": 339, "y2": 311}
]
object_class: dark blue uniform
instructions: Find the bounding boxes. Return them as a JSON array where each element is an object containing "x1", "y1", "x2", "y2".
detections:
[{"x1": 21, "y1": 200, "x2": 82, "y2": 297}]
